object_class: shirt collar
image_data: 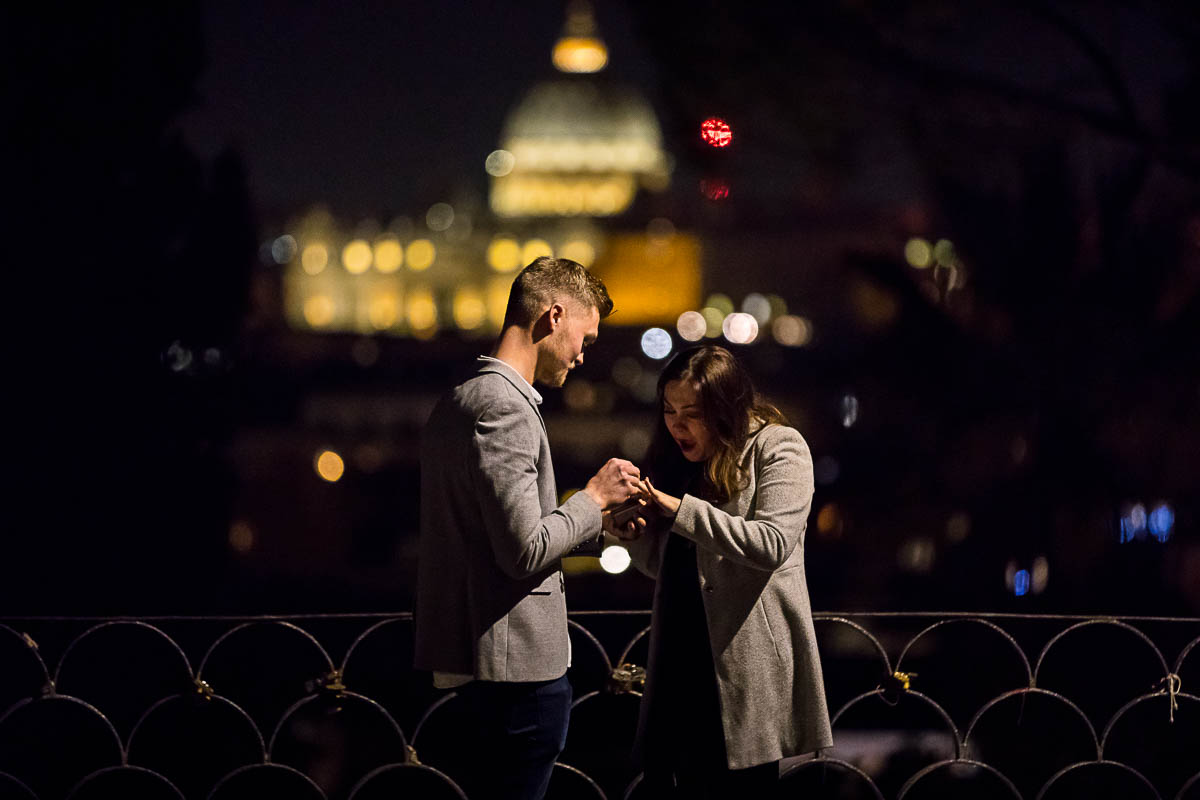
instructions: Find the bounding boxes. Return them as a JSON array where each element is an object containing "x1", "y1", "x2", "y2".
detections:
[{"x1": 478, "y1": 356, "x2": 543, "y2": 405}]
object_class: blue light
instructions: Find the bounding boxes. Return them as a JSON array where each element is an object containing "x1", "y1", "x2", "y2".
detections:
[
  {"x1": 1119, "y1": 503, "x2": 1148, "y2": 543},
  {"x1": 1148, "y1": 504, "x2": 1174, "y2": 543},
  {"x1": 1013, "y1": 569, "x2": 1031, "y2": 597}
]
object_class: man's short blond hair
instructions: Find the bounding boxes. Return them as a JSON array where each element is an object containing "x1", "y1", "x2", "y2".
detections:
[{"x1": 502, "y1": 256, "x2": 613, "y2": 327}]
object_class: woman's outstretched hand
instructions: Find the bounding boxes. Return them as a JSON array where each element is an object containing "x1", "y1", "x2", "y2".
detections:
[{"x1": 639, "y1": 476, "x2": 682, "y2": 517}]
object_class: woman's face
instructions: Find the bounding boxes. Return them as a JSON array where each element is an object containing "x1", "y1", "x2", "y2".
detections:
[{"x1": 663, "y1": 379, "x2": 715, "y2": 463}]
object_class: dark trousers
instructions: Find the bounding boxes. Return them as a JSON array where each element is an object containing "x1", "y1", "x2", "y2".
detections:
[{"x1": 457, "y1": 674, "x2": 572, "y2": 800}]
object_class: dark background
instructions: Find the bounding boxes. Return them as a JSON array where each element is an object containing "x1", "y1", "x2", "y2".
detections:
[{"x1": 4, "y1": 1, "x2": 1198, "y2": 616}]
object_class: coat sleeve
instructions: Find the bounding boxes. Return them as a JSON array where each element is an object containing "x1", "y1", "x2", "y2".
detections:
[
  {"x1": 469, "y1": 394, "x2": 602, "y2": 579},
  {"x1": 670, "y1": 426, "x2": 813, "y2": 571},
  {"x1": 624, "y1": 517, "x2": 670, "y2": 579}
]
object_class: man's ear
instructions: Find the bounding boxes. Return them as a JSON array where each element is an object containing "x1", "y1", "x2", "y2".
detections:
[{"x1": 548, "y1": 302, "x2": 566, "y2": 328}]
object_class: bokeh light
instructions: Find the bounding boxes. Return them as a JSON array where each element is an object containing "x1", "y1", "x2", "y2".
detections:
[
  {"x1": 303, "y1": 295, "x2": 335, "y2": 327},
  {"x1": 600, "y1": 544, "x2": 631, "y2": 574},
  {"x1": 559, "y1": 239, "x2": 595, "y2": 267},
  {"x1": 407, "y1": 288, "x2": 438, "y2": 333},
  {"x1": 904, "y1": 237, "x2": 933, "y2": 269},
  {"x1": 522, "y1": 239, "x2": 553, "y2": 264},
  {"x1": 676, "y1": 310, "x2": 706, "y2": 342},
  {"x1": 301, "y1": 243, "x2": 329, "y2": 275},
  {"x1": 816, "y1": 503, "x2": 844, "y2": 538},
  {"x1": 342, "y1": 239, "x2": 373, "y2": 274},
  {"x1": 407, "y1": 239, "x2": 436, "y2": 271},
  {"x1": 373, "y1": 238, "x2": 403, "y2": 273},
  {"x1": 315, "y1": 450, "x2": 345, "y2": 483},
  {"x1": 367, "y1": 293, "x2": 399, "y2": 329},
  {"x1": 700, "y1": 117, "x2": 733, "y2": 147},
  {"x1": 1119, "y1": 502, "x2": 1148, "y2": 543},
  {"x1": 426, "y1": 203, "x2": 455, "y2": 232},
  {"x1": 933, "y1": 238, "x2": 956, "y2": 266},
  {"x1": 1149, "y1": 502, "x2": 1175, "y2": 543},
  {"x1": 771, "y1": 315, "x2": 812, "y2": 347},
  {"x1": 485, "y1": 149, "x2": 516, "y2": 177},
  {"x1": 487, "y1": 237, "x2": 522, "y2": 272},
  {"x1": 228, "y1": 521, "x2": 254, "y2": 554},
  {"x1": 705, "y1": 293, "x2": 734, "y2": 315},
  {"x1": 742, "y1": 293, "x2": 772, "y2": 324},
  {"x1": 700, "y1": 179, "x2": 730, "y2": 200},
  {"x1": 641, "y1": 328, "x2": 673, "y2": 359},
  {"x1": 453, "y1": 288, "x2": 487, "y2": 330},
  {"x1": 840, "y1": 394, "x2": 859, "y2": 428},
  {"x1": 721, "y1": 312, "x2": 759, "y2": 344},
  {"x1": 701, "y1": 307, "x2": 725, "y2": 338},
  {"x1": 647, "y1": 217, "x2": 675, "y2": 243},
  {"x1": 271, "y1": 235, "x2": 298, "y2": 265}
]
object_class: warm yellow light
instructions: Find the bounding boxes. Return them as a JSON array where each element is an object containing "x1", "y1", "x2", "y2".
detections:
[
  {"x1": 453, "y1": 288, "x2": 487, "y2": 330},
  {"x1": 301, "y1": 243, "x2": 329, "y2": 275},
  {"x1": 368, "y1": 293, "x2": 400, "y2": 329},
  {"x1": 407, "y1": 288, "x2": 438, "y2": 332},
  {"x1": 374, "y1": 238, "x2": 403, "y2": 273},
  {"x1": 303, "y1": 295, "x2": 335, "y2": 327},
  {"x1": 315, "y1": 450, "x2": 345, "y2": 482},
  {"x1": 522, "y1": 239, "x2": 553, "y2": 264},
  {"x1": 905, "y1": 237, "x2": 932, "y2": 269},
  {"x1": 553, "y1": 37, "x2": 608, "y2": 73},
  {"x1": 407, "y1": 239, "x2": 436, "y2": 271},
  {"x1": 342, "y1": 239, "x2": 373, "y2": 274},
  {"x1": 559, "y1": 240, "x2": 595, "y2": 267},
  {"x1": 487, "y1": 237, "x2": 522, "y2": 272},
  {"x1": 488, "y1": 276, "x2": 511, "y2": 328}
]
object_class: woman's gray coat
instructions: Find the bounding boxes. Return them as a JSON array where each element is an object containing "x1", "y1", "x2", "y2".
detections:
[{"x1": 626, "y1": 423, "x2": 833, "y2": 769}]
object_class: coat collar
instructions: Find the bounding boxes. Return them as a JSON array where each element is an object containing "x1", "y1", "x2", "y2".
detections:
[{"x1": 477, "y1": 356, "x2": 546, "y2": 431}]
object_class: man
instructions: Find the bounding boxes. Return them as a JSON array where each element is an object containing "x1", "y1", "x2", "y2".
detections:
[{"x1": 415, "y1": 256, "x2": 641, "y2": 800}]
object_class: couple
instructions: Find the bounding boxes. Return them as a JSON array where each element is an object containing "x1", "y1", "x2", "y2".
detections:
[{"x1": 414, "y1": 257, "x2": 832, "y2": 799}]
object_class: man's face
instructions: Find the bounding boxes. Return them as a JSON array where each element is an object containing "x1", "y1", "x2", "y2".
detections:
[{"x1": 535, "y1": 299, "x2": 599, "y2": 387}]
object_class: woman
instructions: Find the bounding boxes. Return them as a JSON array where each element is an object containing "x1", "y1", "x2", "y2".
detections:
[{"x1": 615, "y1": 345, "x2": 832, "y2": 797}]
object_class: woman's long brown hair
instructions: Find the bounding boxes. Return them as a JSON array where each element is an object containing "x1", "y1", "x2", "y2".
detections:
[{"x1": 645, "y1": 346, "x2": 787, "y2": 505}]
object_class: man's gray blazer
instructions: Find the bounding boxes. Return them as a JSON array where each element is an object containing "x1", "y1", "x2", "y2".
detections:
[{"x1": 414, "y1": 358, "x2": 602, "y2": 682}]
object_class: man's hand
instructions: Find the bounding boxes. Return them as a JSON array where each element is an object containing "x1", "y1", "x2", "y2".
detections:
[
  {"x1": 583, "y1": 458, "x2": 641, "y2": 510},
  {"x1": 602, "y1": 497, "x2": 648, "y2": 541}
]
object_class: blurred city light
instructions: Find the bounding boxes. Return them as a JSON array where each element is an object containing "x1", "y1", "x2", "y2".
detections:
[
  {"x1": 700, "y1": 178, "x2": 730, "y2": 200},
  {"x1": 840, "y1": 394, "x2": 860, "y2": 428},
  {"x1": 453, "y1": 288, "x2": 487, "y2": 330},
  {"x1": 1013, "y1": 569, "x2": 1031, "y2": 597},
  {"x1": 647, "y1": 217, "x2": 675, "y2": 243},
  {"x1": 721, "y1": 312, "x2": 759, "y2": 344},
  {"x1": 898, "y1": 538, "x2": 935, "y2": 573},
  {"x1": 945, "y1": 512, "x2": 971, "y2": 543},
  {"x1": 303, "y1": 295, "x2": 335, "y2": 327},
  {"x1": 367, "y1": 293, "x2": 399, "y2": 329},
  {"x1": 406, "y1": 239, "x2": 436, "y2": 271},
  {"x1": 271, "y1": 235, "x2": 298, "y2": 265},
  {"x1": 742, "y1": 292, "x2": 772, "y2": 324},
  {"x1": 228, "y1": 521, "x2": 254, "y2": 554},
  {"x1": 407, "y1": 288, "x2": 438, "y2": 334},
  {"x1": 373, "y1": 238, "x2": 403, "y2": 273},
  {"x1": 426, "y1": 203, "x2": 455, "y2": 232},
  {"x1": 553, "y1": 36, "x2": 609, "y2": 73},
  {"x1": 640, "y1": 327, "x2": 673, "y2": 359},
  {"x1": 701, "y1": 307, "x2": 724, "y2": 338},
  {"x1": 771, "y1": 315, "x2": 812, "y2": 347},
  {"x1": 342, "y1": 239, "x2": 373, "y2": 274},
  {"x1": 816, "y1": 503, "x2": 844, "y2": 538},
  {"x1": 1031, "y1": 556, "x2": 1049, "y2": 594},
  {"x1": 522, "y1": 238, "x2": 553, "y2": 264},
  {"x1": 164, "y1": 340, "x2": 192, "y2": 373},
  {"x1": 600, "y1": 544, "x2": 631, "y2": 574},
  {"x1": 559, "y1": 239, "x2": 595, "y2": 266},
  {"x1": 904, "y1": 237, "x2": 932, "y2": 269},
  {"x1": 1119, "y1": 502, "x2": 1148, "y2": 543},
  {"x1": 933, "y1": 238, "x2": 956, "y2": 266},
  {"x1": 676, "y1": 310, "x2": 706, "y2": 342},
  {"x1": 485, "y1": 149, "x2": 516, "y2": 177},
  {"x1": 563, "y1": 379, "x2": 598, "y2": 412},
  {"x1": 705, "y1": 293, "x2": 734, "y2": 315},
  {"x1": 315, "y1": 450, "x2": 345, "y2": 483},
  {"x1": 301, "y1": 243, "x2": 329, "y2": 275},
  {"x1": 620, "y1": 428, "x2": 651, "y2": 460},
  {"x1": 700, "y1": 117, "x2": 733, "y2": 147},
  {"x1": 1149, "y1": 503, "x2": 1175, "y2": 543},
  {"x1": 487, "y1": 237, "x2": 522, "y2": 272}
]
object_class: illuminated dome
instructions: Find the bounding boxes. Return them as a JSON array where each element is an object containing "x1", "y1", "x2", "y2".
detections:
[{"x1": 489, "y1": 4, "x2": 669, "y2": 218}]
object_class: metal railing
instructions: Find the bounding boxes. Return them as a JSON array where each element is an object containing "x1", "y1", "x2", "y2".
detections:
[{"x1": 0, "y1": 611, "x2": 1196, "y2": 799}]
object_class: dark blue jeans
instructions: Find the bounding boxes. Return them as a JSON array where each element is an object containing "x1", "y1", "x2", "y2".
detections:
[{"x1": 457, "y1": 674, "x2": 572, "y2": 800}]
